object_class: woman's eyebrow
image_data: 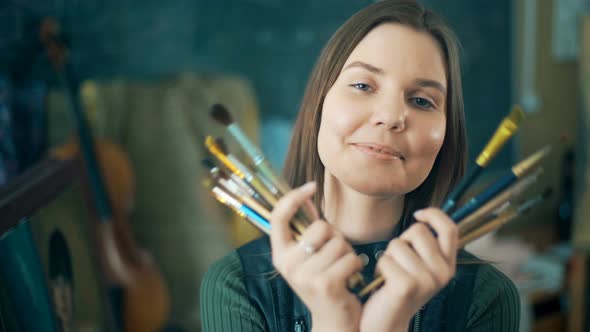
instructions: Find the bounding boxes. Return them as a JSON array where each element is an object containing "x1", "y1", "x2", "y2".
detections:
[
  {"x1": 414, "y1": 79, "x2": 446, "y2": 94},
  {"x1": 343, "y1": 61, "x2": 384, "y2": 75},
  {"x1": 343, "y1": 61, "x2": 447, "y2": 94}
]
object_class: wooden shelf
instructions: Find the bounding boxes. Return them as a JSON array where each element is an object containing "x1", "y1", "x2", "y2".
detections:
[{"x1": 0, "y1": 157, "x2": 80, "y2": 236}]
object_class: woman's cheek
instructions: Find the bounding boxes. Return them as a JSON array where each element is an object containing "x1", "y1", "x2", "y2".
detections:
[
  {"x1": 412, "y1": 118, "x2": 446, "y2": 159},
  {"x1": 428, "y1": 122, "x2": 445, "y2": 146},
  {"x1": 323, "y1": 93, "x2": 361, "y2": 138}
]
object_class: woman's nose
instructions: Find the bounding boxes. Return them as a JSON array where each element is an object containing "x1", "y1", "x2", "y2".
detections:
[{"x1": 370, "y1": 98, "x2": 407, "y2": 131}]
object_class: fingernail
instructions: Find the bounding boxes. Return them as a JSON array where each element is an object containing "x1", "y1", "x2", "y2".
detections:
[{"x1": 301, "y1": 181, "x2": 316, "y2": 192}]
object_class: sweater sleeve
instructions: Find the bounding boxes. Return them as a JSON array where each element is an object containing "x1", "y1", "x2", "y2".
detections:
[
  {"x1": 200, "y1": 251, "x2": 267, "y2": 332},
  {"x1": 466, "y1": 263, "x2": 521, "y2": 332}
]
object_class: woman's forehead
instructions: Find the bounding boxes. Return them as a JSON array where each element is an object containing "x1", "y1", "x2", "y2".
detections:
[{"x1": 342, "y1": 23, "x2": 447, "y2": 85}]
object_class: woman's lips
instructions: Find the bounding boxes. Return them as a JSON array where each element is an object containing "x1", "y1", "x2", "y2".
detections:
[{"x1": 351, "y1": 143, "x2": 405, "y2": 161}]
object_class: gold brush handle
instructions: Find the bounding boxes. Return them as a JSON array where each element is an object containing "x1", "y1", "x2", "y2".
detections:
[{"x1": 458, "y1": 211, "x2": 516, "y2": 246}]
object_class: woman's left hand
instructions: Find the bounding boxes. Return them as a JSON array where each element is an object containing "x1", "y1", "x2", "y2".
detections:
[{"x1": 359, "y1": 208, "x2": 458, "y2": 332}]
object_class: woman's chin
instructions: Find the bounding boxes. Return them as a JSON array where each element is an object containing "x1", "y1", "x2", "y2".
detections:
[{"x1": 345, "y1": 178, "x2": 413, "y2": 197}]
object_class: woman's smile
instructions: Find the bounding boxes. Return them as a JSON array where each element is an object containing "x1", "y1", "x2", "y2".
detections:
[{"x1": 350, "y1": 143, "x2": 405, "y2": 161}]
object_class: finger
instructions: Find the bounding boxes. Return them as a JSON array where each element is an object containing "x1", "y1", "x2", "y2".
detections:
[
  {"x1": 385, "y1": 239, "x2": 428, "y2": 275},
  {"x1": 324, "y1": 251, "x2": 364, "y2": 288},
  {"x1": 401, "y1": 223, "x2": 453, "y2": 284},
  {"x1": 291, "y1": 220, "x2": 334, "y2": 264},
  {"x1": 375, "y1": 254, "x2": 416, "y2": 295},
  {"x1": 270, "y1": 182, "x2": 317, "y2": 252},
  {"x1": 302, "y1": 234, "x2": 351, "y2": 273},
  {"x1": 303, "y1": 199, "x2": 320, "y2": 221},
  {"x1": 273, "y1": 220, "x2": 330, "y2": 277},
  {"x1": 385, "y1": 239, "x2": 436, "y2": 291},
  {"x1": 413, "y1": 208, "x2": 458, "y2": 263}
]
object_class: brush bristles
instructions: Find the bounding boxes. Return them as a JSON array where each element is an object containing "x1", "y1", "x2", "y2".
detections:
[
  {"x1": 508, "y1": 105, "x2": 526, "y2": 125},
  {"x1": 215, "y1": 138, "x2": 229, "y2": 155},
  {"x1": 512, "y1": 145, "x2": 552, "y2": 177},
  {"x1": 210, "y1": 103, "x2": 234, "y2": 126}
]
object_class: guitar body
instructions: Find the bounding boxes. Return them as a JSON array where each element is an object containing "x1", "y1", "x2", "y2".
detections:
[
  {"x1": 52, "y1": 140, "x2": 170, "y2": 332},
  {"x1": 124, "y1": 256, "x2": 170, "y2": 332},
  {"x1": 42, "y1": 17, "x2": 170, "y2": 330}
]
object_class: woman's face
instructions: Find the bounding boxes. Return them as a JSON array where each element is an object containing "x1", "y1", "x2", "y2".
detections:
[{"x1": 318, "y1": 23, "x2": 447, "y2": 197}]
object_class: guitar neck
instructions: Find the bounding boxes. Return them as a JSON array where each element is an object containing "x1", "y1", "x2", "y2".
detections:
[{"x1": 58, "y1": 65, "x2": 113, "y2": 221}]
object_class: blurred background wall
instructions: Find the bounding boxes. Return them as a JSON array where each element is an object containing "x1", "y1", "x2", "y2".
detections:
[{"x1": 0, "y1": 0, "x2": 513, "y2": 169}]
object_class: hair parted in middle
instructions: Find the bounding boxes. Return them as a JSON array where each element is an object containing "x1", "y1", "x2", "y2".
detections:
[{"x1": 283, "y1": 0, "x2": 467, "y2": 232}]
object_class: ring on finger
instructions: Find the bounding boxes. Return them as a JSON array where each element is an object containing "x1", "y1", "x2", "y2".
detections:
[{"x1": 298, "y1": 240, "x2": 316, "y2": 255}]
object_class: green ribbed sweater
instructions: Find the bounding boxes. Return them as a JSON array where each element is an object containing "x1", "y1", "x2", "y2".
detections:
[{"x1": 200, "y1": 251, "x2": 520, "y2": 331}]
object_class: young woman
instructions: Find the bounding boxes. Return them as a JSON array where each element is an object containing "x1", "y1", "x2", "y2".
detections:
[{"x1": 200, "y1": 1, "x2": 520, "y2": 331}]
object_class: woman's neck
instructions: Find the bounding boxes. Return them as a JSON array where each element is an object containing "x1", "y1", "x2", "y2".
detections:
[{"x1": 322, "y1": 175, "x2": 405, "y2": 244}]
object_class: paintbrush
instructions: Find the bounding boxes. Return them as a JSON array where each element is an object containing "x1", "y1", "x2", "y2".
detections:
[
  {"x1": 210, "y1": 185, "x2": 273, "y2": 235},
  {"x1": 205, "y1": 136, "x2": 277, "y2": 205},
  {"x1": 215, "y1": 138, "x2": 280, "y2": 196},
  {"x1": 457, "y1": 167, "x2": 543, "y2": 236},
  {"x1": 441, "y1": 105, "x2": 526, "y2": 214},
  {"x1": 202, "y1": 158, "x2": 267, "y2": 207},
  {"x1": 205, "y1": 163, "x2": 273, "y2": 221},
  {"x1": 451, "y1": 144, "x2": 551, "y2": 221},
  {"x1": 210, "y1": 103, "x2": 290, "y2": 192},
  {"x1": 204, "y1": 157, "x2": 306, "y2": 235},
  {"x1": 204, "y1": 136, "x2": 308, "y2": 234},
  {"x1": 210, "y1": 103, "x2": 317, "y2": 223},
  {"x1": 215, "y1": 138, "x2": 315, "y2": 228},
  {"x1": 211, "y1": 176, "x2": 304, "y2": 236},
  {"x1": 459, "y1": 188, "x2": 552, "y2": 246}
]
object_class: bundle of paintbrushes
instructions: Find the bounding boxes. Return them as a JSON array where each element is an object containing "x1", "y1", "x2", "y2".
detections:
[
  {"x1": 358, "y1": 106, "x2": 559, "y2": 297},
  {"x1": 204, "y1": 104, "x2": 366, "y2": 293},
  {"x1": 203, "y1": 103, "x2": 553, "y2": 300}
]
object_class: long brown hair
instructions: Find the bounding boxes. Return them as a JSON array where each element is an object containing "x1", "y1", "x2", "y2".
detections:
[{"x1": 283, "y1": 0, "x2": 468, "y2": 233}]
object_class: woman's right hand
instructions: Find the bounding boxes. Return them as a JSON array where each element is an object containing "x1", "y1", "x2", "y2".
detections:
[{"x1": 270, "y1": 182, "x2": 363, "y2": 332}]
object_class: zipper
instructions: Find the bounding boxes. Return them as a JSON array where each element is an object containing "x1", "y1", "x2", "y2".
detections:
[
  {"x1": 294, "y1": 319, "x2": 305, "y2": 332},
  {"x1": 412, "y1": 307, "x2": 423, "y2": 332}
]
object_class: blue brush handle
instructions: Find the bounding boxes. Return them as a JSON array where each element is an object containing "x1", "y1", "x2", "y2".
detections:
[
  {"x1": 442, "y1": 165, "x2": 482, "y2": 215},
  {"x1": 239, "y1": 206, "x2": 271, "y2": 233},
  {"x1": 451, "y1": 171, "x2": 516, "y2": 221}
]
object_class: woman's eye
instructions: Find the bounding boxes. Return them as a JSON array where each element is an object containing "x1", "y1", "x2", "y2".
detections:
[
  {"x1": 411, "y1": 97, "x2": 434, "y2": 110},
  {"x1": 350, "y1": 82, "x2": 372, "y2": 92}
]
